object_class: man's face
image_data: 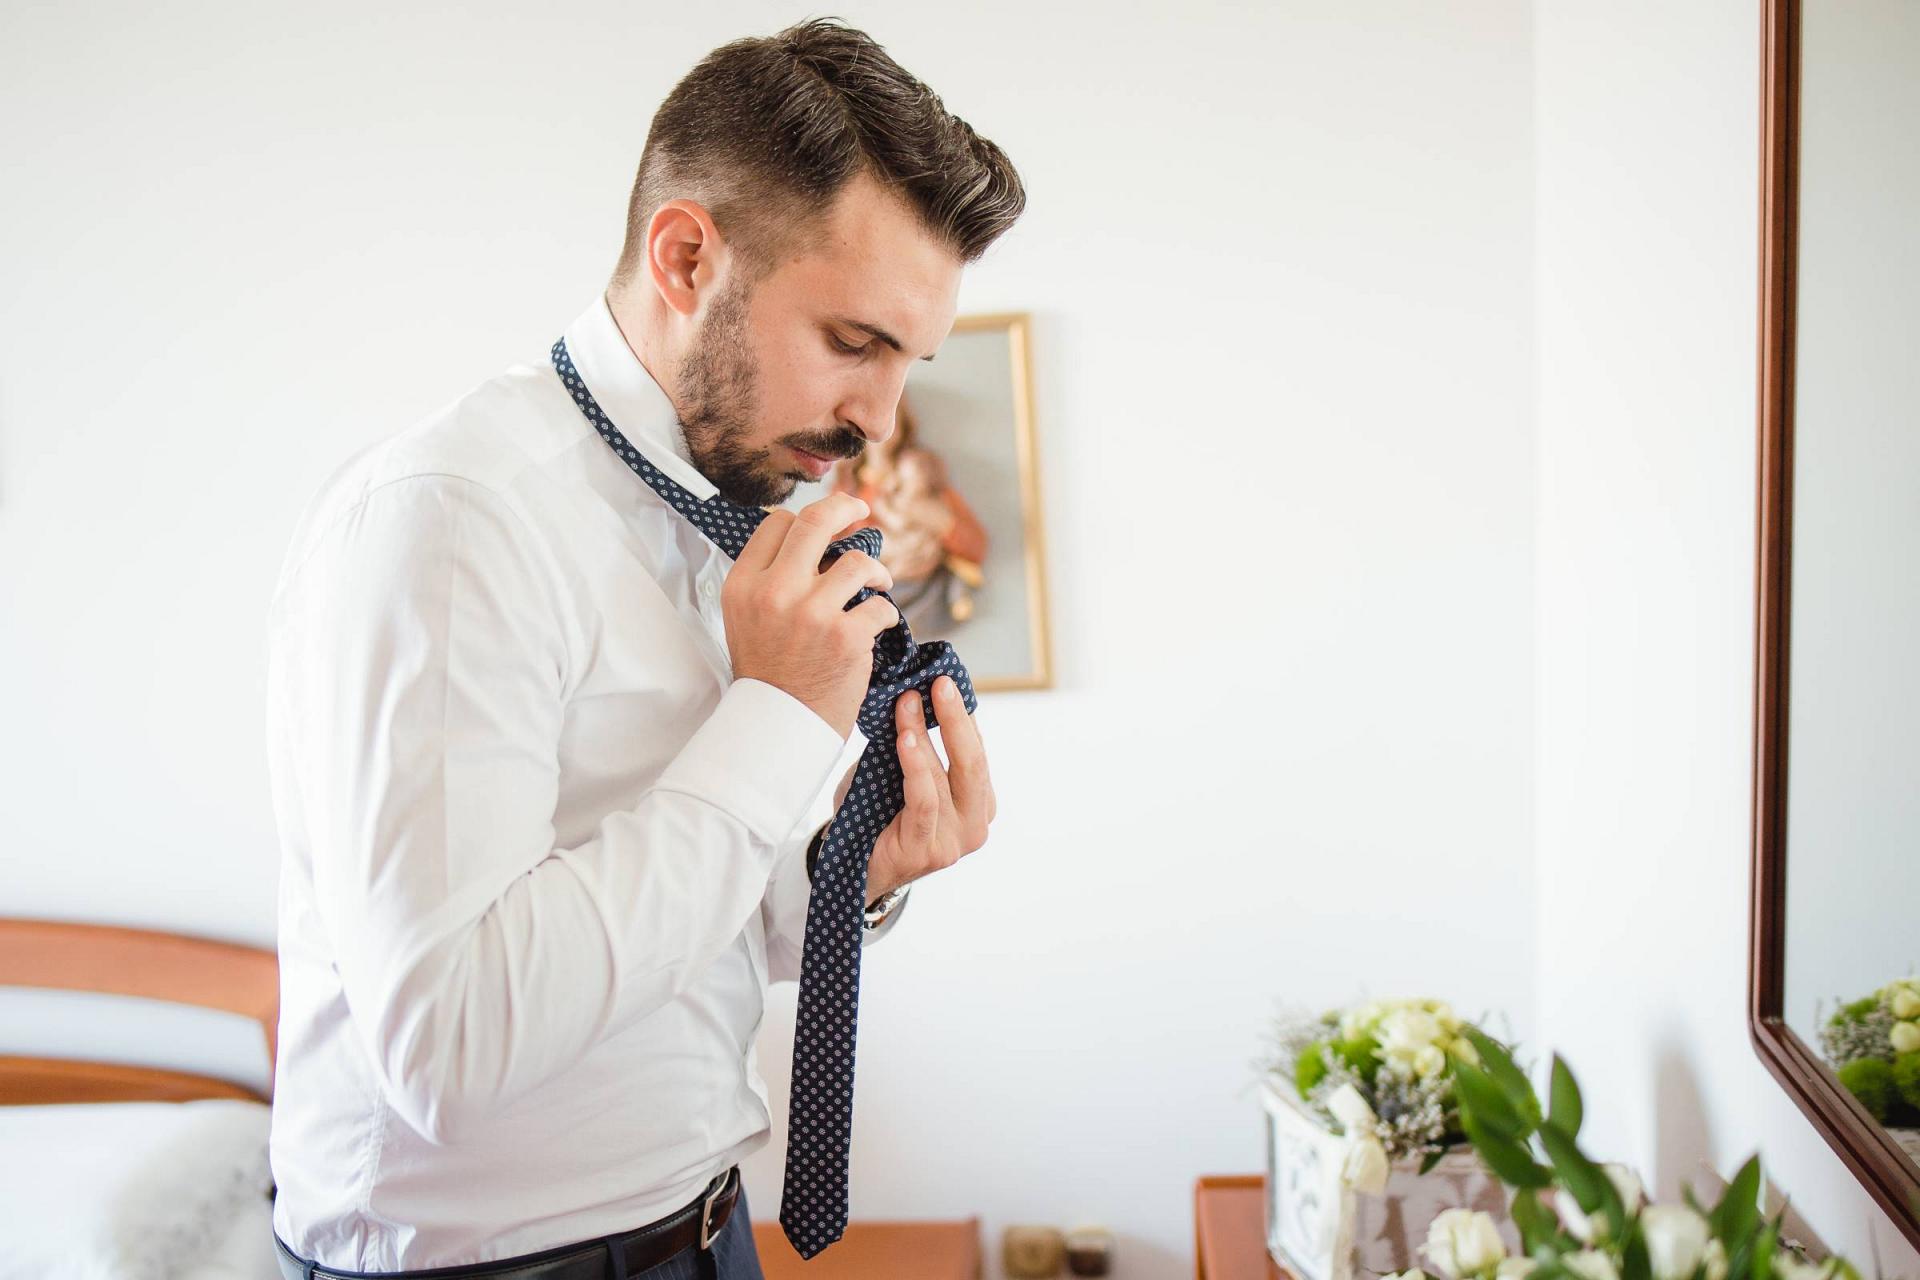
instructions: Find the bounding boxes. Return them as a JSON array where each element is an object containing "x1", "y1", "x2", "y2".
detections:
[{"x1": 675, "y1": 170, "x2": 963, "y2": 508}]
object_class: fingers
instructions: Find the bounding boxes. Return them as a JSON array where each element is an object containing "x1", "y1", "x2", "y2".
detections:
[
  {"x1": 895, "y1": 697, "x2": 945, "y2": 851},
  {"x1": 734, "y1": 507, "x2": 795, "y2": 574},
  {"x1": 817, "y1": 549, "x2": 892, "y2": 608},
  {"x1": 846, "y1": 594, "x2": 901, "y2": 641},
  {"x1": 896, "y1": 689, "x2": 954, "y2": 811},
  {"x1": 771, "y1": 493, "x2": 869, "y2": 579},
  {"x1": 929, "y1": 675, "x2": 993, "y2": 832}
]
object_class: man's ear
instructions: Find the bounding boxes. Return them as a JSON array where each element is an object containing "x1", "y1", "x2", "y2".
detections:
[{"x1": 643, "y1": 198, "x2": 728, "y2": 318}]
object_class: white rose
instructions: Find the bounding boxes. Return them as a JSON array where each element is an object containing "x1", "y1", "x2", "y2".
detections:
[
  {"x1": 1416, "y1": 1044, "x2": 1449, "y2": 1079},
  {"x1": 1344, "y1": 1135, "x2": 1391, "y2": 1194},
  {"x1": 1641, "y1": 1205, "x2": 1711, "y2": 1280},
  {"x1": 1555, "y1": 1190, "x2": 1596, "y2": 1243},
  {"x1": 1382, "y1": 1009, "x2": 1446, "y2": 1053},
  {"x1": 1327, "y1": 1083, "x2": 1379, "y2": 1134},
  {"x1": 1892, "y1": 989, "x2": 1920, "y2": 1020},
  {"x1": 1564, "y1": 1252, "x2": 1622, "y2": 1280},
  {"x1": 1703, "y1": 1239, "x2": 1729, "y2": 1280},
  {"x1": 1498, "y1": 1260, "x2": 1539, "y2": 1280},
  {"x1": 1604, "y1": 1163, "x2": 1647, "y2": 1214},
  {"x1": 1424, "y1": 1209, "x2": 1507, "y2": 1280},
  {"x1": 1342, "y1": 1000, "x2": 1386, "y2": 1039},
  {"x1": 1555, "y1": 1168, "x2": 1641, "y2": 1244},
  {"x1": 1891, "y1": 1021, "x2": 1920, "y2": 1054}
]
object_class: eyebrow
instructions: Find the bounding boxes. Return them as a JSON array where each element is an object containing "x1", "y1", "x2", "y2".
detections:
[{"x1": 833, "y1": 315, "x2": 938, "y2": 362}]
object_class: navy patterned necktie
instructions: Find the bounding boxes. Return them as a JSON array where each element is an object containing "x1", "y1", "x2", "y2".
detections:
[{"x1": 551, "y1": 338, "x2": 976, "y2": 1259}]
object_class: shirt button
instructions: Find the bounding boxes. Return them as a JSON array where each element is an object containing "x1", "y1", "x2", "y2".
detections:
[{"x1": 701, "y1": 579, "x2": 718, "y2": 601}]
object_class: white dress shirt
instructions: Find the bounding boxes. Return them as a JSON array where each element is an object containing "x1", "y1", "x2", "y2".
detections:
[{"x1": 264, "y1": 295, "x2": 900, "y2": 1271}]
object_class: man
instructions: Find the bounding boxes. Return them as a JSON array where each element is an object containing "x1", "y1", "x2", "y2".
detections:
[{"x1": 263, "y1": 18, "x2": 1024, "y2": 1280}]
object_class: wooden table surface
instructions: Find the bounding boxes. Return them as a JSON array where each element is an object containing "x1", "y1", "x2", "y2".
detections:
[
  {"x1": 1194, "y1": 1175, "x2": 1296, "y2": 1280},
  {"x1": 745, "y1": 1177, "x2": 1284, "y2": 1277}
]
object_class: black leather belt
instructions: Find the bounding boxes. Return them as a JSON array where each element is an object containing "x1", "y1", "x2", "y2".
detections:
[{"x1": 272, "y1": 1165, "x2": 741, "y2": 1280}]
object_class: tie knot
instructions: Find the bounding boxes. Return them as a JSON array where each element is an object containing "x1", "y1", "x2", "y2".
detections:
[{"x1": 551, "y1": 332, "x2": 977, "y2": 738}]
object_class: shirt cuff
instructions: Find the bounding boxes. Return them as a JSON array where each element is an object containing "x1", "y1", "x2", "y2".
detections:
[{"x1": 653, "y1": 677, "x2": 852, "y2": 847}]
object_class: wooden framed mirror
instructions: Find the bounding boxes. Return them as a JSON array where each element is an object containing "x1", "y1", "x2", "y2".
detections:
[{"x1": 1750, "y1": 0, "x2": 1920, "y2": 1250}]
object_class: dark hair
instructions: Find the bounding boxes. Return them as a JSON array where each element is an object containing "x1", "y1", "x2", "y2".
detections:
[{"x1": 612, "y1": 17, "x2": 1026, "y2": 285}]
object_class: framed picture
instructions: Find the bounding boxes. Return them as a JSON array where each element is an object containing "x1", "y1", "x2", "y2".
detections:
[
  {"x1": 1263, "y1": 1077, "x2": 1347, "y2": 1280},
  {"x1": 794, "y1": 311, "x2": 1053, "y2": 692}
]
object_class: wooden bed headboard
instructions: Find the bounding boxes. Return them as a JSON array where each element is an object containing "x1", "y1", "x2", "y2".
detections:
[{"x1": 0, "y1": 918, "x2": 278, "y2": 1105}]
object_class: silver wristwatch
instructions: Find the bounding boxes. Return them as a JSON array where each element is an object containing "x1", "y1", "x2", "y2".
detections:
[{"x1": 863, "y1": 883, "x2": 910, "y2": 929}]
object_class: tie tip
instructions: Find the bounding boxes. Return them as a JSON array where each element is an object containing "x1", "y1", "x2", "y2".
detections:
[{"x1": 781, "y1": 1220, "x2": 847, "y2": 1260}]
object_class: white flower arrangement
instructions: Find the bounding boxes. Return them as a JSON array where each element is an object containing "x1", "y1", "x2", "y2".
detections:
[
  {"x1": 1381, "y1": 1196, "x2": 1853, "y2": 1280},
  {"x1": 1262, "y1": 997, "x2": 1508, "y2": 1183},
  {"x1": 1378, "y1": 1043, "x2": 1865, "y2": 1280}
]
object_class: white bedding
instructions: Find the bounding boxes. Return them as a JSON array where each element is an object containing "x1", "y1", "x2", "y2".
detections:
[
  {"x1": 0, "y1": 1099, "x2": 277, "y2": 1280},
  {"x1": 179, "y1": 1192, "x2": 279, "y2": 1280}
]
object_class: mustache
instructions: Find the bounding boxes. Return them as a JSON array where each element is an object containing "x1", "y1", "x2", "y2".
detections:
[{"x1": 786, "y1": 429, "x2": 866, "y2": 462}]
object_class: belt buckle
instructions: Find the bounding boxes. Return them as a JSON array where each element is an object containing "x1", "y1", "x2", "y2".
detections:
[{"x1": 699, "y1": 1169, "x2": 730, "y2": 1250}]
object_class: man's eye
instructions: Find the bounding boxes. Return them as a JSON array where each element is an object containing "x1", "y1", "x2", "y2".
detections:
[{"x1": 828, "y1": 334, "x2": 870, "y2": 356}]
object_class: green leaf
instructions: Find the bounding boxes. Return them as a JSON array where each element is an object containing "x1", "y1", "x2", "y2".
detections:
[
  {"x1": 1549, "y1": 1055, "x2": 1585, "y2": 1138},
  {"x1": 1336, "y1": 1034, "x2": 1381, "y2": 1079},
  {"x1": 1455, "y1": 1059, "x2": 1527, "y2": 1139},
  {"x1": 1749, "y1": 1218, "x2": 1778, "y2": 1280},
  {"x1": 1724, "y1": 1205, "x2": 1781, "y2": 1280},
  {"x1": 1464, "y1": 1027, "x2": 1540, "y2": 1119},
  {"x1": 1725, "y1": 1230, "x2": 1757, "y2": 1280},
  {"x1": 1713, "y1": 1155, "x2": 1763, "y2": 1246},
  {"x1": 1462, "y1": 1110, "x2": 1552, "y2": 1188},
  {"x1": 1538, "y1": 1121, "x2": 1624, "y2": 1238},
  {"x1": 1512, "y1": 1187, "x2": 1559, "y2": 1254},
  {"x1": 1420, "y1": 1147, "x2": 1447, "y2": 1175},
  {"x1": 1296, "y1": 1042, "x2": 1330, "y2": 1098},
  {"x1": 1622, "y1": 1228, "x2": 1653, "y2": 1280}
]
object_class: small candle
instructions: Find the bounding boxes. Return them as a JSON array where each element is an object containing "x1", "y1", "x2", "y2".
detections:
[{"x1": 1064, "y1": 1225, "x2": 1113, "y2": 1277}]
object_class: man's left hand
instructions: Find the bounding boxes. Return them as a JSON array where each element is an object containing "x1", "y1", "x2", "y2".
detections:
[{"x1": 863, "y1": 674, "x2": 996, "y2": 902}]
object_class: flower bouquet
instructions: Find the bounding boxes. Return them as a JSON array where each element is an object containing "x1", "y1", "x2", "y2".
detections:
[
  {"x1": 1390, "y1": 1037, "x2": 1863, "y2": 1280},
  {"x1": 1819, "y1": 977, "x2": 1920, "y2": 1162},
  {"x1": 1259, "y1": 999, "x2": 1522, "y2": 1280}
]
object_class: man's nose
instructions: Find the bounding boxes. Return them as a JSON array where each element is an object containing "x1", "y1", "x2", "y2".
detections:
[{"x1": 841, "y1": 372, "x2": 910, "y2": 444}]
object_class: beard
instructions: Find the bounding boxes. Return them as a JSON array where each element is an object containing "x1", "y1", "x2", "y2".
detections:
[{"x1": 676, "y1": 277, "x2": 865, "y2": 508}]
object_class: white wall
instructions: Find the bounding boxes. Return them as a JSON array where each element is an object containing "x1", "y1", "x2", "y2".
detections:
[
  {"x1": 0, "y1": 3, "x2": 1538, "y2": 1276},
  {"x1": 1532, "y1": 0, "x2": 1920, "y2": 1272}
]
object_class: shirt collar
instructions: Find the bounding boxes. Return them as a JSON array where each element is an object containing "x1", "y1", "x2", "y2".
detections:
[{"x1": 561, "y1": 293, "x2": 719, "y2": 502}]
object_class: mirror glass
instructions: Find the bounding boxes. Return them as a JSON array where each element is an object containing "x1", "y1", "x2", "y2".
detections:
[{"x1": 1782, "y1": 0, "x2": 1920, "y2": 1170}]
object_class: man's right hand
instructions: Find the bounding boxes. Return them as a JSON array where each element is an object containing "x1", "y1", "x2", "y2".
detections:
[{"x1": 723, "y1": 492, "x2": 899, "y2": 739}]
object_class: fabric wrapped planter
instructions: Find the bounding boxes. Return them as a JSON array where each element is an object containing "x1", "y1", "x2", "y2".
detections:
[{"x1": 1262, "y1": 1077, "x2": 1517, "y2": 1280}]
